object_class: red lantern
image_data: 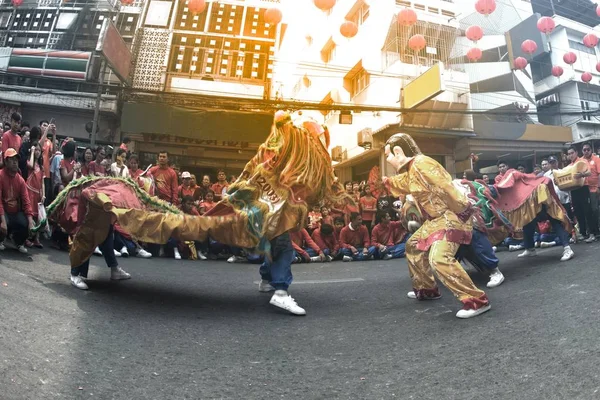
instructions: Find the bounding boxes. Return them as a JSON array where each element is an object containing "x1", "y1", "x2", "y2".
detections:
[
  {"x1": 551, "y1": 65, "x2": 564, "y2": 77},
  {"x1": 537, "y1": 16, "x2": 555, "y2": 34},
  {"x1": 340, "y1": 21, "x2": 358, "y2": 38},
  {"x1": 596, "y1": 62, "x2": 600, "y2": 73},
  {"x1": 11, "y1": 0, "x2": 22, "y2": 6},
  {"x1": 314, "y1": 0, "x2": 336, "y2": 11},
  {"x1": 121, "y1": 0, "x2": 134, "y2": 5},
  {"x1": 408, "y1": 34, "x2": 426, "y2": 52},
  {"x1": 583, "y1": 33, "x2": 598, "y2": 48},
  {"x1": 397, "y1": 9, "x2": 418, "y2": 26},
  {"x1": 563, "y1": 51, "x2": 577, "y2": 65},
  {"x1": 514, "y1": 56, "x2": 528, "y2": 70},
  {"x1": 264, "y1": 7, "x2": 283, "y2": 25},
  {"x1": 466, "y1": 47, "x2": 483, "y2": 62},
  {"x1": 466, "y1": 25, "x2": 484, "y2": 42},
  {"x1": 597, "y1": 4, "x2": 600, "y2": 17},
  {"x1": 582, "y1": 72, "x2": 593, "y2": 83},
  {"x1": 521, "y1": 39, "x2": 537, "y2": 56},
  {"x1": 475, "y1": 0, "x2": 496, "y2": 16},
  {"x1": 187, "y1": 0, "x2": 206, "y2": 14}
]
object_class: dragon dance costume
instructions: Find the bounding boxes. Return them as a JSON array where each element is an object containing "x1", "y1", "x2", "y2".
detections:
[
  {"x1": 385, "y1": 134, "x2": 491, "y2": 316},
  {"x1": 40, "y1": 112, "x2": 341, "y2": 274}
]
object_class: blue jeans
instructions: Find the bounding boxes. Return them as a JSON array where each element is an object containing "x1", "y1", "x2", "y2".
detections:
[
  {"x1": 457, "y1": 229, "x2": 499, "y2": 273},
  {"x1": 339, "y1": 246, "x2": 376, "y2": 260},
  {"x1": 523, "y1": 208, "x2": 569, "y2": 250},
  {"x1": 305, "y1": 248, "x2": 331, "y2": 257},
  {"x1": 534, "y1": 232, "x2": 561, "y2": 245},
  {"x1": 259, "y1": 232, "x2": 294, "y2": 291},
  {"x1": 114, "y1": 231, "x2": 136, "y2": 252},
  {"x1": 71, "y1": 226, "x2": 118, "y2": 277},
  {"x1": 376, "y1": 243, "x2": 406, "y2": 259},
  {"x1": 1, "y1": 212, "x2": 28, "y2": 246}
]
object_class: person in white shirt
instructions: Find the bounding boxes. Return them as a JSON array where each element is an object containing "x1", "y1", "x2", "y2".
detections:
[{"x1": 110, "y1": 148, "x2": 130, "y2": 179}]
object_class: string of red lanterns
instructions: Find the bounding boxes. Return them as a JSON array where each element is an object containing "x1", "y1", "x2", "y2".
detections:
[
  {"x1": 466, "y1": 25, "x2": 484, "y2": 43},
  {"x1": 340, "y1": 20, "x2": 358, "y2": 38},
  {"x1": 397, "y1": 9, "x2": 417, "y2": 26},
  {"x1": 582, "y1": 72, "x2": 593, "y2": 83},
  {"x1": 475, "y1": 0, "x2": 496, "y2": 16},
  {"x1": 466, "y1": 47, "x2": 483, "y2": 62},
  {"x1": 408, "y1": 34, "x2": 426, "y2": 52},
  {"x1": 521, "y1": 39, "x2": 537, "y2": 56},
  {"x1": 11, "y1": 0, "x2": 23, "y2": 6},
  {"x1": 514, "y1": 57, "x2": 528, "y2": 70},
  {"x1": 583, "y1": 33, "x2": 598, "y2": 48},
  {"x1": 536, "y1": 16, "x2": 555, "y2": 35},
  {"x1": 551, "y1": 65, "x2": 563, "y2": 77},
  {"x1": 264, "y1": 7, "x2": 283, "y2": 25},
  {"x1": 563, "y1": 51, "x2": 577, "y2": 65}
]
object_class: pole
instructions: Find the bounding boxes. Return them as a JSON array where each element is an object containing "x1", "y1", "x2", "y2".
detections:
[{"x1": 91, "y1": 59, "x2": 106, "y2": 147}]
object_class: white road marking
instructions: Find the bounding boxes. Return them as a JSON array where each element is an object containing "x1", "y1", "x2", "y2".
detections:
[{"x1": 253, "y1": 278, "x2": 364, "y2": 285}]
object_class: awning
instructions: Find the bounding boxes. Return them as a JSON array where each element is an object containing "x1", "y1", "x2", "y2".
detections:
[
  {"x1": 333, "y1": 148, "x2": 379, "y2": 170},
  {"x1": 121, "y1": 103, "x2": 274, "y2": 142},
  {"x1": 372, "y1": 123, "x2": 476, "y2": 138}
]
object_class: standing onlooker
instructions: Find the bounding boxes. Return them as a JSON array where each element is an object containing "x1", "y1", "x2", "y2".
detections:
[
  {"x1": 110, "y1": 148, "x2": 130, "y2": 178},
  {"x1": 359, "y1": 185, "x2": 377, "y2": 232},
  {"x1": 200, "y1": 190, "x2": 216, "y2": 214},
  {"x1": 533, "y1": 164, "x2": 542, "y2": 176},
  {"x1": 88, "y1": 146, "x2": 107, "y2": 176},
  {"x1": 49, "y1": 144, "x2": 63, "y2": 197},
  {"x1": 119, "y1": 136, "x2": 131, "y2": 153},
  {"x1": 211, "y1": 169, "x2": 229, "y2": 202},
  {"x1": 26, "y1": 141, "x2": 44, "y2": 248},
  {"x1": 128, "y1": 154, "x2": 143, "y2": 180},
  {"x1": 495, "y1": 161, "x2": 509, "y2": 184},
  {"x1": 581, "y1": 143, "x2": 600, "y2": 242},
  {"x1": 0, "y1": 148, "x2": 35, "y2": 254},
  {"x1": 567, "y1": 145, "x2": 597, "y2": 242},
  {"x1": 178, "y1": 171, "x2": 196, "y2": 200},
  {"x1": 198, "y1": 174, "x2": 211, "y2": 200},
  {"x1": 321, "y1": 206, "x2": 333, "y2": 226},
  {"x1": 18, "y1": 126, "x2": 43, "y2": 178},
  {"x1": 2, "y1": 112, "x2": 22, "y2": 154},
  {"x1": 307, "y1": 204, "x2": 322, "y2": 232},
  {"x1": 80, "y1": 147, "x2": 94, "y2": 176},
  {"x1": 149, "y1": 151, "x2": 178, "y2": 204},
  {"x1": 59, "y1": 140, "x2": 80, "y2": 186}
]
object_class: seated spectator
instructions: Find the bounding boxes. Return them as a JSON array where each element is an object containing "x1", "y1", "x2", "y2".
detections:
[
  {"x1": 113, "y1": 224, "x2": 152, "y2": 259},
  {"x1": 0, "y1": 148, "x2": 35, "y2": 254},
  {"x1": 333, "y1": 217, "x2": 345, "y2": 242},
  {"x1": 307, "y1": 204, "x2": 322, "y2": 232},
  {"x1": 339, "y1": 212, "x2": 376, "y2": 262},
  {"x1": 119, "y1": 136, "x2": 131, "y2": 154},
  {"x1": 311, "y1": 223, "x2": 339, "y2": 260},
  {"x1": 534, "y1": 219, "x2": 563, "y2": 248},
  {"x1": 371, "y1": 211, "x2": 408, "y2": 260},
  {"x1": 290, "y1": 227, "x2": 327, "y2": 263}
]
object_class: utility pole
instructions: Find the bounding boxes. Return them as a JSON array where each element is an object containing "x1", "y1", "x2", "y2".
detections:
[{"x1": 90, "y1": 59, "x2": 106, "y2": 147}]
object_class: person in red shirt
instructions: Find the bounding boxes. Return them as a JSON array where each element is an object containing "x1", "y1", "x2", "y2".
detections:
[
  {"x1": 339, "y1": 212, "x2": 376, "y2": 261},
  {"x1": 178, "y1": 171, "x2": 196, "y2": 201},
  {"x1": 200, "y1": 190, "x2": 216, "y2": 214},
  {"x1": 321, "y1": 206, "x2": 333, "y2": 227},
  {"x1": 119, "y1": 137, "x2": 131, "y2": 154},
  {"x1": 290, "y1": 227, "x2": 327, "y2": 263},
  {"x1": 307, "y1": 204, "x2": 322, "y2": 232},
  {"x1": 359, "y1": 185, "x2": 377, "y2": 232},
  {"x1": 333, "y1": 217, "x2": 345, "y2": 243},
  {"x1": 26, "y1": 141, "x2": 45, "y2": 248},
  {"x1": 311, "y1": 223, "x2": 339, "y2": 260},
  {"x1": 88, "y1": 146, "x2": 107, "y2": 177},
  {"x1": 567, "y1": 145, "x2": 598, "y2": 242},
  {"x1": 580, "y1": 143, "x2": 600, "y2": 242},
  {"x1": 80, "y1": 147, "x2": 94, "y2": 176},
  {"x1": 59, "y1": 140, "x2": 80, "y2": 186},
  {"x1": 0, "y1": 148, "x2": 35, "y2": 254},
  {"x1": 1, "y1": 112, "x2": 22, "y2": 155},
  {"x1": 149, "y1": 151, "x2": 179, "y2": 204},
  {"x1": 342, "y1": 197, "x2": 359, "y2": 226},
  {"x1": 128, "y1": 154, "x2": 143, "y2": 180},
  {"x1": 494, "y1": 161, "x2": 509, "y2": 184},
  {"x1": 371, "y1": 211, "x2": 408, "y2": 260},
  {"x1": 211, "y1": 169, "x2": 229, "y2": 202}
]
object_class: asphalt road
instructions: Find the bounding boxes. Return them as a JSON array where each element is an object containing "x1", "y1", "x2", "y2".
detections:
[{"x1": 1, "y1": 241, "x2": 600, "y2": 400}]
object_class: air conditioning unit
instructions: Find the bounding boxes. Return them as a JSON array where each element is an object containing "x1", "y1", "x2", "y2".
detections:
[
  {"x1": 357, "y1": 128, "x2": 373, "y2": 149},
  {"x1": 331, "y1": 146, "x2": 344, "y2": 162}
]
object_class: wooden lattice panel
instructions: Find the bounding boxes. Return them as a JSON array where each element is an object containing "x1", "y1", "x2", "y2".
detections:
[{"x1": 132, "y1": 28, "x2": 170, "y2": 90}]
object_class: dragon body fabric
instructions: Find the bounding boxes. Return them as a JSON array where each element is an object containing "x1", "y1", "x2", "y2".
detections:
[{"x1": 43, "y1": 113, "x2": 340, "y2": 267}]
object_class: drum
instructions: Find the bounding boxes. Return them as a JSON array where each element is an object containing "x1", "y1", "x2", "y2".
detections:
[{"x1": 553, "y1": 160, "x2": 588, "y2": 191}]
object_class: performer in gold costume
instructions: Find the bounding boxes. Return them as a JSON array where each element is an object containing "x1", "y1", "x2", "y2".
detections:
[{"x1": 383, "y1": 134, "x2": 491, "y2": 319}]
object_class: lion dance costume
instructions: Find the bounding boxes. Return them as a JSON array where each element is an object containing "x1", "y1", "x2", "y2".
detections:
[
  {"x1": 385, "y1": 134, "x2": 490, "y2": 316},
  {"x1": 38, "y1": 112, "x2": 340, "y2": 272}
]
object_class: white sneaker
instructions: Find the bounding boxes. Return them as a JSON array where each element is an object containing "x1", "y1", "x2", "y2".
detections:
[
  {"x1": 561, "y1": 246, "x2": 574, "y2": 261},
  {"x1": 227, "y1": 255, "x2": 240, "y2": 263},
  {"x1": 456, "y1": 304, "x2": 491, "y2": 319},
  {"x1": 517, "y1": 249, "x2": 537, "y2": 258},
  {"x1": 0, "y1": 241, "x2": 5, "y2": 251},
  {"x1": 174, "y1": 248, "x2": 182, "y2": 260},
  {"x1": 585, "y1": 234, "x2": 597, "y2": 243},
  {"x1": 492, "y1": 246, "x2": 497, "y2": 252},
  {"x1": 258, "y1": 280, "x2": 275, "y2": 293},
  {"x1": 509, "y1": 244, "x2": 524, "y2": 252},
  {"x1": 114, "y1": 249, "x2": 122, "y2": 257},
  {"x1": 269, "y1": 290, "x2": 306, "y2": 315},
  {"x1": 406, "y1": 291, "x2": 441, "y2": 300},
  {"x1": 197, "y1": 251, "x2": 207, "y2": 261},
  {"x1": 540, "y1": 241, "x2": 557, "y2": 248},
  {"x1": 136, "y1": 248, "x2": 152, "y2": 258},
  {"x1": 120, "y1": 246, "x2": 129, "y2": 257},
  {"x1": 487, "y1": 270, "x2": 505, "y2": 288},
  {"x1": 310, "y1": 256, "x2": 322, "y2": 262},
  {"x1": 17, "y1": 245, "x2": 28, "y2": 254},
  {"x1": 94, "y1": 247, "x2": 102, "y2": 256},
  {"x1": 383, "y1": 254, "x2": 393, "y2": 260},
  {"x1": 534, "y1": 242, "x2": 540, "y2": 248},
  {"x1": 110, "y1": 267, "x2": 131, "y2": 280},
  {"x1": 70, "y1": 275, "x2": 89, "y2": 290},
  {"x1": 342, "y1": 255, "x2": 353, "y2": 262}
]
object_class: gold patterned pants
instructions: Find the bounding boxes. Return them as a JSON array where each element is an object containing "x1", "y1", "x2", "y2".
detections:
[{"x1": 406, "y1": 235, "x2": 487, "y2": 303}]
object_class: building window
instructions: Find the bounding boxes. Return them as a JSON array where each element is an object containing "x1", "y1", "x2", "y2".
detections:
[
  {"x1": 441, "y1": 10, "x2": 455, "y2": 17},
  {"x1": 396, "y1": 0, "x2": 411, "y2": 6},
  {"x1": 581, "y1": 100, "x2": 591, "y2": 121},
  {"x1": 348, "y1": 1, "x2": 370, "y2": 26},
  {"x1": 414, "y1": 3, "x2": 425, "y2": 10},
  {"x1": 569, "y1": 40, "x2": 595, "y2": 55},
  {"x1": 350, "y1": 69, "x2": 370, "y2": 97}
]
